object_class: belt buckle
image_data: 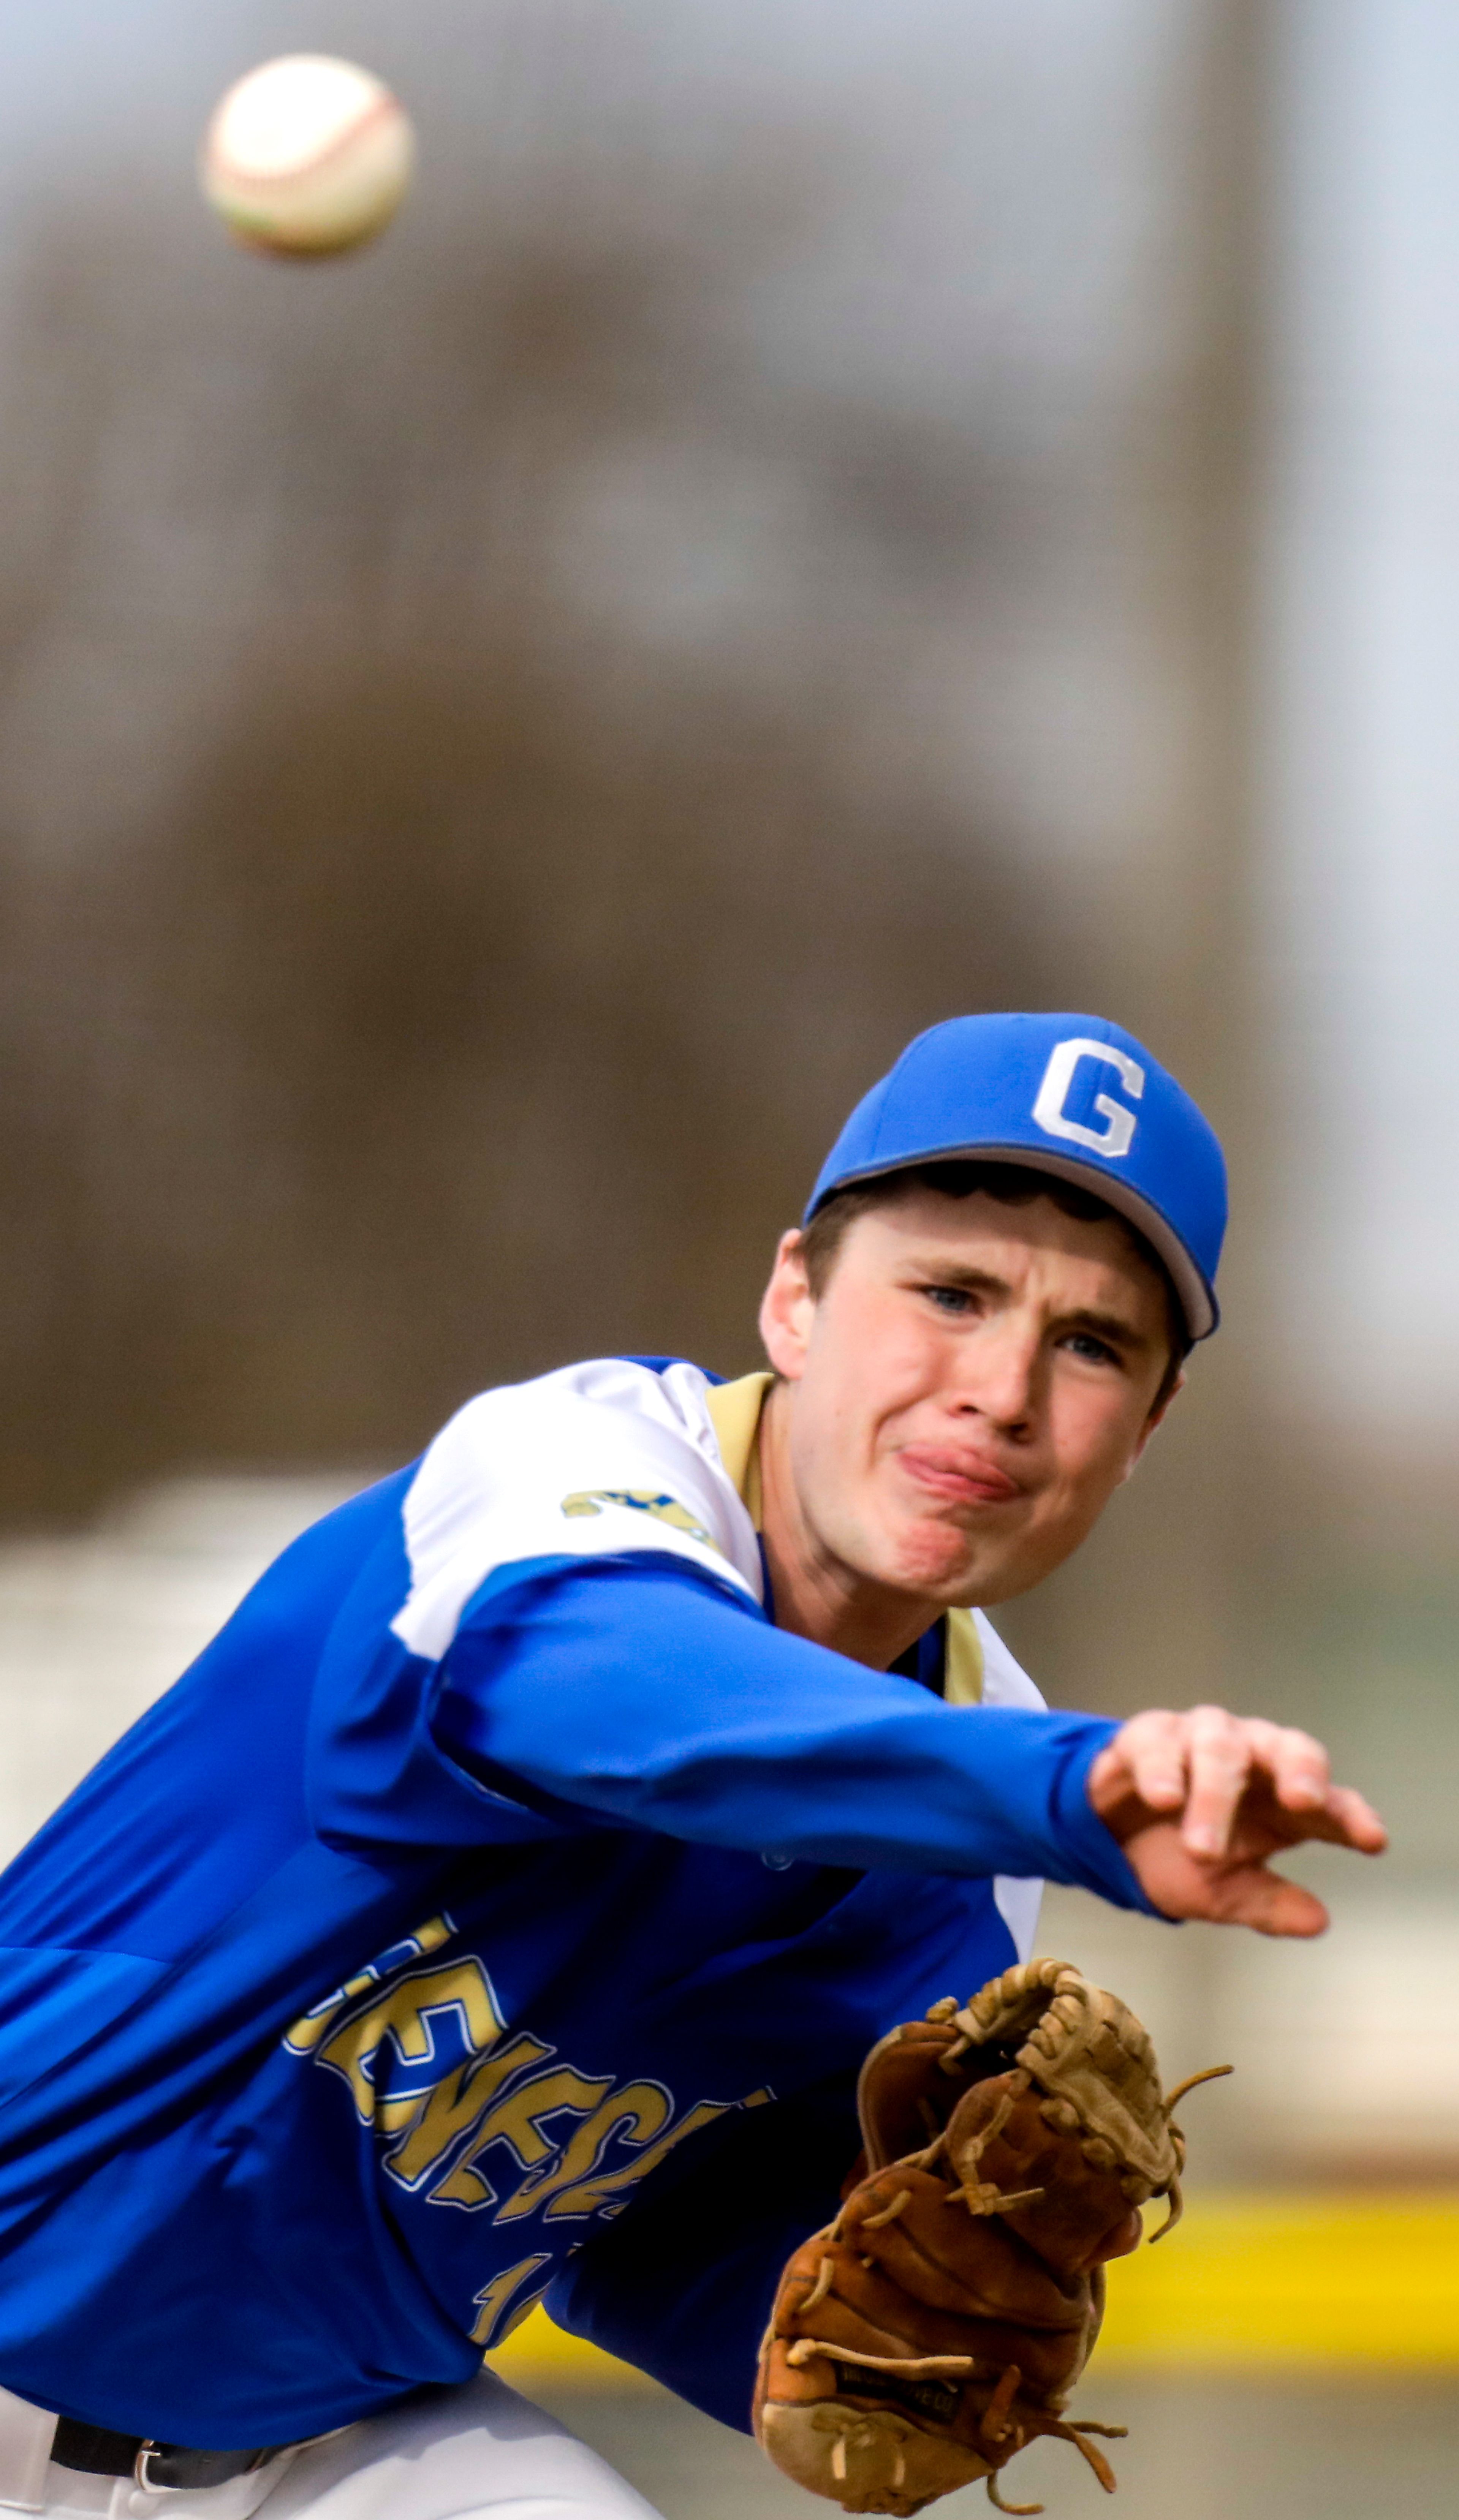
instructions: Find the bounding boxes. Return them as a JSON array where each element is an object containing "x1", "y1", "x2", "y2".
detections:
[{"x1": 133, "y1": 2444, "x2": 179, "y2": 2495}]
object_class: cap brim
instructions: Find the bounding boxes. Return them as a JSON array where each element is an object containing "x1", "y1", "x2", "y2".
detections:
[{"x1": 811, "y1": 1144, "x2": 1217, "y2": 1342}]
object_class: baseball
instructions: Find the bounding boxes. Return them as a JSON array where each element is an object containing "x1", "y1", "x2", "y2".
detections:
[{"x1": 200, "y1": 55, "x2": 414, "y2": 258}]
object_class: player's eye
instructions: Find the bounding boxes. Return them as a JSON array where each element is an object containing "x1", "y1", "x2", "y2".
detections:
[
  {"x1": 924, "y1": 1284, "x2": 976, "y2": 1315},
  {"x1": 1061, "y1": 1330, "x2": 1121, "y2": 1367}
]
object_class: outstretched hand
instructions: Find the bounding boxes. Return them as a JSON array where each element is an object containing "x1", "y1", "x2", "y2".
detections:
[{"x1": 1086, "y1": 1706, "x2": 1387, "y2": 1936}]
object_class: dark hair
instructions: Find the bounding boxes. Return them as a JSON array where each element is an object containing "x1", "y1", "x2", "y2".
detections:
[{"x1": 801, "y1": 1159, "x2": 1189, "y2": 1406}]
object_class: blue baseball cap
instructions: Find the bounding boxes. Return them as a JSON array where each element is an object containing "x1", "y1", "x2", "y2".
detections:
[{"x1": 806, "y1": 1013, "x2": 1227, "y2": 1340}]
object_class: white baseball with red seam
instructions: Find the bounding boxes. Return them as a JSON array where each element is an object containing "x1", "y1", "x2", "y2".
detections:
[{"x1": 201, "y1": 56, "x2": 414, "y2": 257}]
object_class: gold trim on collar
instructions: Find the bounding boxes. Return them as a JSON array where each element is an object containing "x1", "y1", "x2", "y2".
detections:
[
  {"x1": 943, "y1": 1610, "x2": 984, "y2": 1705},
  {"x1": 704, "y1": 1372, "x2": 774, "y2": 1529}
]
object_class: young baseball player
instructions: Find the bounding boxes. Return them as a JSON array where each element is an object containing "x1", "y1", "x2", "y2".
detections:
[{"x1": 0, "y1": 1013, "x2": 1383, "y2": 2520}]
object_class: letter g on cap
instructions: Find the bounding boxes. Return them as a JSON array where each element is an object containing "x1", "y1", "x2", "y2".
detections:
[{"x1": 1032, "y1": 1037, "x2": 1144, "y2": 1160}]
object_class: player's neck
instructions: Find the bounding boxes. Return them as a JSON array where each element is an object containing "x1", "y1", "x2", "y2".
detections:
[{"x1": 755, "y1": 1383, "x2": 940, "y2": 1671}]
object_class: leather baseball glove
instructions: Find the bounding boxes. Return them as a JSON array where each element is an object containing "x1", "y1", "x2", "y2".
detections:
[{"x1": 753, "y1": 1958, "x2": 1226, "y2": 2518}]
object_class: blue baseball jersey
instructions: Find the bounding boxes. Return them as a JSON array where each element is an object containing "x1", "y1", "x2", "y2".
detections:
[{"x1": 0, "y1": 1360, "x2": 1151, "y2": 2446}]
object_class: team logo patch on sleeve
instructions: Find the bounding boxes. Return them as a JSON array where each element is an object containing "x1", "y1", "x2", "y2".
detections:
[{"x1": 560, "y1": 1489, "x2": 721, "y2": 1553}]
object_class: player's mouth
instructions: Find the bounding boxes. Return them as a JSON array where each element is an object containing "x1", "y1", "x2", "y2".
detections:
[{"x1": 895, "y1": 1445, "x2": 1025, "y2": 1507}]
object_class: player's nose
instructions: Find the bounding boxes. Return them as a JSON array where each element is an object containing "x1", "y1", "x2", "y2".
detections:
[{"x1": 949, "y1": 1318, "x2": 1041, "y2": 1431}]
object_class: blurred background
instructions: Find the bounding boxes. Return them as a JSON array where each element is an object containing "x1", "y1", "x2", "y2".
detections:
[{"x1": 0, "y1": 1, "x2": 1456, "y2": 2512}]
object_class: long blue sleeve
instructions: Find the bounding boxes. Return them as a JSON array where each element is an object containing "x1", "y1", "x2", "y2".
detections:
[{"x1": 432, "y1": 1554, "x2": 1154, "y2": 1910}]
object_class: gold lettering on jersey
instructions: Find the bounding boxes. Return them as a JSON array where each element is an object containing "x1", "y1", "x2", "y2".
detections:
[
  {"x1": 431, "y1": 2065, "x2": 616, "y2": 2210},
  {"x1": 470, "y1": 2254, "x2": 553, "y2": 2349},
  {"x1": 559, "y1": 1489, "x2": 720, "y2": 1552},
  {"x1": 285, "y1": 1918, "x2": 779, "y2": 2347},
  {"x1": 385, "y1": 2032, "x2": 553, "y2": 2189},
  {"x1": 549, "y1": 2086, "x2": 773, "y2": 2221},
  {"x1": 546, "y1": 2096, "x2": 735, "y2": 2220},
  {"x1": 283, "y1": 1914, "x2": 457, "y2": 2056},
  {"x1": 495, "y1": 2079, "x2": 670, "y2": 2220},
  {"x1": 316, "y1": 1959, "x2": 507, "y2": 2130}
]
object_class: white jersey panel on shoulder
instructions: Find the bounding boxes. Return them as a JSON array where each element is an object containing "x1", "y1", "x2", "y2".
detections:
[{"x1": 392, "y1": 1359, "x2": 764, "y2": 1663}]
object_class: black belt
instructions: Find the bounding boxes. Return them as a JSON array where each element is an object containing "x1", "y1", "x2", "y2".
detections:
[{"x1": 52, "y1": 2418, "x2": 282, "y2": 2493}]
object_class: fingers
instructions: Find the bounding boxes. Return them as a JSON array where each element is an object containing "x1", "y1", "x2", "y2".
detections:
[
  {"x1": 1179, "y1": 1705, "x2": 1254, "y2": 1858},
  {"x1": 1103, "y1": 1709, "x2": 1189, "y2": 1812},
  {"x1": 1247, "y1": 1718, "x2": 1329, "y2": 1812},
  {"x1": 1317, "y1": 1781, "x2": 1388, "y2": 1855},
  {"x1": 1204, "y1": 1864, "x2": 1330, "y2": 1939},
  {"x1": 1097, "y1": 1707, "x2": 1388, "y2": 1864},
  {"x1": 1181, "y1": 1713, "x2": 1340, "y2": 1854},
  {"x1": 1119, "y1": 1824, "x2": 1334, "y2": 1937},
  {"x1": 1203, "y1": 1724, "x2": 1387, "y2": 1856}
]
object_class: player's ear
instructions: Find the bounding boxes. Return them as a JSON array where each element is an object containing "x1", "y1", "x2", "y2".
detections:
[{"x1": 759, "y1": 1229, "x2": 816, "y2": 1380}]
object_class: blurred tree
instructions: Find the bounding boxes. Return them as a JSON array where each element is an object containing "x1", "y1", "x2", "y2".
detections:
[
  {"x1": 0, "y1": 0, "x2": 1254, "y2": 1750},
  {"x1": 0, "y1": 198, "x2": 1059, "y2": 1514}
]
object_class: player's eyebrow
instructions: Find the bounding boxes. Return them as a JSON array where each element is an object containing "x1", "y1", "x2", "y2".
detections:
[
  {"x1": 1058, "y1": 1305, "x2": 1152, "y2": 1356},
  {"x1": 909, "y1": 1262, "x2": 1013, "y2": 1297}
]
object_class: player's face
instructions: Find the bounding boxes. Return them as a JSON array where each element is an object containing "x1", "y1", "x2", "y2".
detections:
[{"x1": 759, "y1": 1187, "x2": 1179, "y2": 1618}]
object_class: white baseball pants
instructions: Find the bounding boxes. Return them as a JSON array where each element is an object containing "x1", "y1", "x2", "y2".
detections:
[{"x1": 0, "y1": 2376, "x2": 663, "y2": 2520}]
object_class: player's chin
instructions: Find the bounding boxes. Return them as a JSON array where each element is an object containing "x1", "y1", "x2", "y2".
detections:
[{"x1": 875, "y1": 1516, "x2": 994, "y2": 1603}]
